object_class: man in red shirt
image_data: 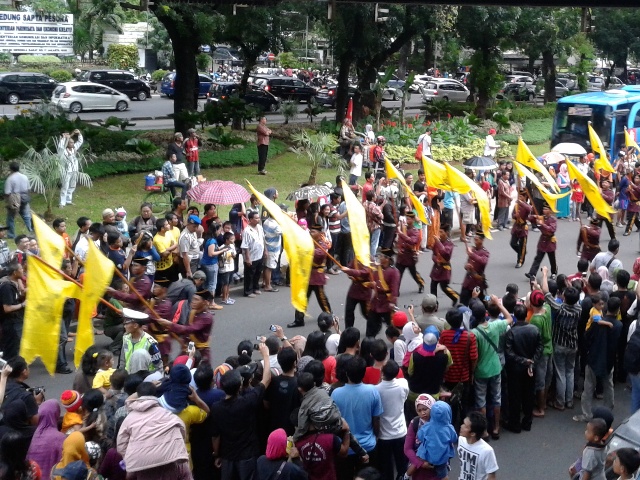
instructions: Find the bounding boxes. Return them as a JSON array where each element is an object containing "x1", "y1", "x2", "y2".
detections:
[
  {"x1": 256, "y1": 116, "x2": 272, "y2": 175},
  {"x1": 184, "y1": 128, "x2": 202, "y2": 177},
  {"x1": 53, "y1": 218, "x2": 72, "y2": 259},
  {"x1": 361, "y1": 172, "x2": 375, "y2": 203}
]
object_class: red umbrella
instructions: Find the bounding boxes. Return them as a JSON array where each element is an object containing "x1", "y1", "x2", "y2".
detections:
[
  {"x1": 187, "y1": 180, "x2": 250, "y2": 205},
  {"x1": 346, "y1": 97, "x2": 353, "y2": 122}
]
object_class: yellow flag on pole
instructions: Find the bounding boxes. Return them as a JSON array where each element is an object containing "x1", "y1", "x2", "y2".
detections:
[
  {"x1": 516, "y1": 138, "x2": 560, "y2": 192},
  {"x1": 625, "y1": 127, "x2": 640, "y2": 152},
  {"x1": 247, "y1": 182, "x2": 313, "y2": 313},
  {"x1": 75, "y1": 240, "x2": 114, "y2": 367},
  {"x1": 566, "y1": 160, "x2": 616, "y2": 221},
  {"x1": 340, "y1": 179, "x2": 370, "y2": 266},
  {"x1": 32, "y1": 215, "x2": 66, "y2": 266},
  {"x1": 443, "y1": 163, "x2": 492, "y2": 240},
  {"x1": 513, "y1": 162, "x2": 570, "y2": 213},
  {"x1": 421, "y1": 156, "x2": 450, "y2": 190},
  {"x1": 385, "y1": 159, "x2": 429, "y2": 224},
  {"x1": 588, "y1": 123, "x2": 615, "y2": 173},
  {"x1": 20, "y1": 256, "x2": 81, "y2": 375}
]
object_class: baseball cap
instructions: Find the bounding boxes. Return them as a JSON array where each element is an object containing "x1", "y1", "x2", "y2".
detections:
[
  {"x1": 421, "y1": 294, "x2": 438, "y2": 310},
  {"x1": 187, "y1": 215, "x2": 201, "y2": 225},
  {"x1": 51, "y1": 461, "x2": 88, "y2": 480},
  {"x1": 423, "y1": 326, "x2": 439, "y2": 353},
  {"x1": 392, "y1": 311, "x2": 408, "y2": 328},
  {"x1": 192, "y1": 270, "x2": 207, "y2": 280}
]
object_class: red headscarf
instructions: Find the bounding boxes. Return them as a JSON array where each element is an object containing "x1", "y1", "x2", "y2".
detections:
[
  {"x1": 632, "y1": 257, "x2": 640, "y2": 281},
  {"x1": 266, "y1": 428, "x2": 288, "y2": 460}
]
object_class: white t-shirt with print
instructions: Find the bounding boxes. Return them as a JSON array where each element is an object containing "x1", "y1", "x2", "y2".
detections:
[{"x1": 457, "y1": 436, "x2": 498, "y2": 480}]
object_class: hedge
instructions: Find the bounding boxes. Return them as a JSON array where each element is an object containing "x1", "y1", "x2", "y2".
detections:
[
  {"x1": 84, "y1": 139, "x2": 287, "y2": 179},
  {"x1": 16, "y1": 55, "x2": 62, "y2": 64},
  {"x1": 496, "y1": 118, "x2": 553, "y2": 145}
]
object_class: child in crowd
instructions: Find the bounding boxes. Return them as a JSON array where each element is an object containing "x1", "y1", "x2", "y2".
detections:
[
  {"x1": 570, "y1": 417, "x2": 608, "y2": 480},
  {"x1": 415, "y1": 401, "x2": 457, "y2": 480},
  {"x1": 60, "y1": 390, "x2": 84, "y2": 433},
  {"x1": 218, "y1": 231, "x2": 237, "y2": 305},
  {"x1": 612, "y1": 448, "x2": 640, "y2": 480},
  {"x1": 92, "y1": 350, "x2": 116, "y2": 394},
  {"x1": 571, "y1": 179, "x2": 584, "y2": 222},
  {"x1": 586, "y1": 294, "x2": 613, "y2": 331},
  {"x1": 115, "y1": 208, "x2": 129, "y2": 238}
]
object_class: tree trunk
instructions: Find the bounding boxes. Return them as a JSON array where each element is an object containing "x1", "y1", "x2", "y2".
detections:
[
  {"x1": 335, "y1": 52, "x2": 354, "y2": 124},
  {"x1": 474, "y1": 49, "x2": 491, "y2": 118},
  {"x1": 397, "y1": 41, "x2": 411, "y2": 79},
  {"x1": 307, "y1": 162, "x2": 318, "y2": 185},
  {"x1": 422, "y1": 33, "x2": 434, "y2": 73},
  {"x1": 542, "y1": 50, "x2": 557, "y2": 104}
]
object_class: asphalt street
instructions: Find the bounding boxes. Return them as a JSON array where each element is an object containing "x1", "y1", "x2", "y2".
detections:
[{"x1": 25, "y1": 214, "x2": 638, "y2": 479}]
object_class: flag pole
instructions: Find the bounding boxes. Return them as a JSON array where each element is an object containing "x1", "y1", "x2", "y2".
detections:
[
  {"x1": 30, "y1": 254, "x2": 120, "y2": 314},
  {"x1": 312, "y1": 238, "x2": 344, "y2": 270}
]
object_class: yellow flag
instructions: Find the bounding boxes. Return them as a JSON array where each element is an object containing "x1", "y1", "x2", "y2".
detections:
[
  {"x1": 247, "y1": 182, "x2": 313, "y2": 313},
  {"x1": 340, "y1": 179, "x2": 371, "y2": 266},
  {"x1": 75, "y1": 240, "x2": 114, "y2": 367},
  {"x1": 32, "y1": 215, "x2": 66, "y2": 266},
  {"x1": 20, "y1": 256, "x2": 81, "y2": 375},
  {"x1": 589, "y1": 123, "x2": 615, "y2": 173},
  {"x1": 513, "y1": 162, "x2": 571, "y2": 213},
  {"x1": 625, "y1": 127, "x2": 640, "y2": 152},
  {"x1": 566, "y1": 160, "x2": 616, "y2": 221},
  {"x1": 443, "y1": 163, "x2": 492, "y2": 240},
  {"x1": 421, "y1": 156, "x2": 450, "y2": 190},
  {"x1": 384, "y1": 160, "x2": 429, "y2": 224},
  {"x1": 516, "y1": 138, "x2": 560, "y2": 192}
]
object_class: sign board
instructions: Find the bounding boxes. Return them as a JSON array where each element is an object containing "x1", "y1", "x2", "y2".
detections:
[
  {"x1": 0, "y1": 12, "x2": 74, "y2": 54},
  {"x1": 568, "y1": 105, "x2": 593, "y2": 117}
]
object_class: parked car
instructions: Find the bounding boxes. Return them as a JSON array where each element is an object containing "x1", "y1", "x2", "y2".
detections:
[
  {"x1": 52, "y1": 82, "x2": 129, "y2": 113},
  {"x1": 587, "y1": 75, "x2": 625, "y2": 92},
  {"x1": 248, "y1": 75, "x2": 317, "y2": 102},
  {"x1": 314, "y1": 84, "x2": 358, "y2": 108},
  {"x1": 383, "y1": 79, "x2": 406, "y2": 101},
  {"x1": 206, "y1": 82, "x2": 280, "y2": 112},
  {"x1": 0, "y1": 72, "x2": 57, "y2": 105},
  {"x1": 409, "y1": 74, "x2": 432, "y2": 93},
  {"x1": 160, "y1": 72, "x2": 213, "y2": 98},
  {"x1": 537, "y1": 79, "x2": 570, "y2": 99},
  {"x1": 421, "y1": 79, "x2": 470, "y2": 103},
  {"x1": 557, "y1": 77, "x2": 577, "y2": 91},
  {"x1": 497, "y1": 82, "x2": 536, "y2": 101},
  {"x1": 505, "y1": 75, "x2": 535, "y2": 85},
  {"x1": 79, "y1": 70, "x2": 150, "y2": 101}
]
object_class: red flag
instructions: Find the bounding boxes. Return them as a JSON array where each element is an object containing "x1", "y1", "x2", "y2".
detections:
[{"x1": 346, "y1": 97, "x2": 353, "y2": 122}]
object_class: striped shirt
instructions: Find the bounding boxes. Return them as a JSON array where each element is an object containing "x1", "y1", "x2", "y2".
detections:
[
  {"x1": 263, "y1": 218, "x2": 282, "y2": 254},
  {"x1": 439, "y1": 329, "x2": 478, "y2": 383},
  {"x1": 328, "y1": 206, "x2": 341, "y2": 235},
  {"x1": 546, "y1": 293, "x2": 582, "y2": 350}
]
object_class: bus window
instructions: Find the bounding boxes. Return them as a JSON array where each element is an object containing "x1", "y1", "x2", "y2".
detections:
[{"x1": 552, "y1": 103, "x2": 612, "y2": 147}]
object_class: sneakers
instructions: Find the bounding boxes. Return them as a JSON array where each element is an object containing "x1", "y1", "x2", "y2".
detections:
[
  {"x1": 222, "y1": 298, "x2": 235, "y2": 305},
  {"x1": 572, "y1": 414, "x2": 591, "y2": 422},
  {"x1": 245, "y1": 293, "x2": 256, "y2": 298}
]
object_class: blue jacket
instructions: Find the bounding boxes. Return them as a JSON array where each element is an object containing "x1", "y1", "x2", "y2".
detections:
[{"x1": 416, "y1": 401, "x2": 457, "y2": 466}]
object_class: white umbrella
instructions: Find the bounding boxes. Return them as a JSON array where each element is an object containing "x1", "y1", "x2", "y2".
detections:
[
  {"x1": 551, "y1": 142, "x2": 587, "y2": 156},
  {"x1": 540, "y1": 151, "x2": 566, "y2": 165}
]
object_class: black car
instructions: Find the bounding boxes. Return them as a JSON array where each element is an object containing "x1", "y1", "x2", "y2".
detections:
[
  {"x1": 248, "y1": 75, "x2": 316, "y2": 102},
  {"x1": 206, "y1": 82, "x2": 280, "y2": 112},
  {"x1": 0, "y1": 72, "x2": 57, "y2": 105},
  {"x1": 314, "y1": 84, "x2": 358, "y2": 108},
  {"x1": 79, "y1": 70, "x2": 151, "y2": 101},
  {"x1": 497, "y1": 82, "x2": 536, "y2": 101}
]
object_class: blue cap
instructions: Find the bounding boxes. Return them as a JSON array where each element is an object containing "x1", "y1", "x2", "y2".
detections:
[
  {"x1": 52, "y1": 460, "x2": 88, "y2": 480},
  {"x1": 187, "y1": 215, "x2": 201, "y2": 225}
]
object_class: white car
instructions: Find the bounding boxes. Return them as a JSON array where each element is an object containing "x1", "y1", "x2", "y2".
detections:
[
  {"x1": 52, "y1": 82, "x2": 129, "y2": 113},
  {"x1": 409, "y1": 74, "x2": 433, "y2": 93},
  {"x1": 421, "y1": 79, "x2": 470, "y2": 103}
]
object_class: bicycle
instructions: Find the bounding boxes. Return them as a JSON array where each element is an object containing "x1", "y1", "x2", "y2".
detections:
[{"x1": 143, "y1": 183, "x2": 175, "y2": 215}]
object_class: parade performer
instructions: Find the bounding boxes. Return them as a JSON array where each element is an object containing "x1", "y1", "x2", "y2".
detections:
[
  {"x1": 624, "y1": 173, "x2": 640, "y2": 236},
  {"x1": 395, "y1": 212, "x2": 425, "y2": 293},
  {"x1": 510, "y1": 189, "x2": 532, "y2": 269},
  {"x1": 526, "y1": 202, "x2": 558, "y2": 280},
  {"x1": 459, "y1": 232, "x2": 490, "y2": 306},
  {"x1": 577, "y1": 217, "x2": 602, "y2": 262},
  {"x1": 430, "y1": 224, "x2": 459, "y2": 306},
  {"x1": 366, "y1": 248, "x2": 400, "y2": 337},
  {"x1": 599, "y1": 180, "x2": 616, "y2": 239},
  {"x1": 341, "y1": 260, "x2": 373, "y2": 329}
]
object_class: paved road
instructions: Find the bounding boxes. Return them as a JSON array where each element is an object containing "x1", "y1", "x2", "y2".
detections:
[{"x1": 27, "y1": 216, "x2": 637, "y2": 479}]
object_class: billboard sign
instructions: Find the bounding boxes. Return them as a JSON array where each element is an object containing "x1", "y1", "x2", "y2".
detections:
[{"x1": 0, "y1": 11, "x2": 73, "y2": 54}]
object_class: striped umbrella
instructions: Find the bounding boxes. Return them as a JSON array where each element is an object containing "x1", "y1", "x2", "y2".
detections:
[{"x1": 187, "y1": 180, "x2": 250, "y2": 205}]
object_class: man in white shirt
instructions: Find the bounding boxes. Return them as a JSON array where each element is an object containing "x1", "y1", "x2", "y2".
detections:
[
  {"x1": 179, "y1": 215, "x2": 202, "y2": 279},
  {"x1": 75, "y1": 223, "x2": 105, "y2": 264},
  {"x1": 241, "y1": 211, "x2": 265, "y2": 298},
  {"x1": 418, "y1": 129, "x2": 432, "y2": 158},
  {"x1": 349, "y1": 144, "x2": 364, "y2": 186},
  {"x1": 59, "y1": 129, "x2": 83, "y2": 207},
  {"x1": 457, "y1": 412, "x2": 499, "y2": 480},
  {"x1": 4, "y1": 162, "x2": 33, "y2": 239},
  {"x1": 590, "y1": 239, "x2": 623, "y2": 279},
  {"x1": 484, "y1": 128, "x2": 497, "y2": 158}
]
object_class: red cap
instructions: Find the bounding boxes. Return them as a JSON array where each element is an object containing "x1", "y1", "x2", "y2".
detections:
[{"x1": 392, "y1": 311, "x2": 408, "y2": 328}]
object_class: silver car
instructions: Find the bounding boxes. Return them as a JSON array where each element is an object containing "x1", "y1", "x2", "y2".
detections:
[
  {"x1": 421, "y1": 80, "x2": 470, "y2": 103},
  {"x1": 587, "y1": 75, "x2": 625, "y2": 92}
]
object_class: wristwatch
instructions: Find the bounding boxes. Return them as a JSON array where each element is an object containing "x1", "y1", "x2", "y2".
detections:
[{"x1": 281, "y1": 337, "x2": 288, "y2": 342}]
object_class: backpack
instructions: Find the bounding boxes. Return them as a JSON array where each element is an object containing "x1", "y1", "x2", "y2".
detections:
[{"x1": 624, "y1": 327, "x2": 640, "y2": 375}]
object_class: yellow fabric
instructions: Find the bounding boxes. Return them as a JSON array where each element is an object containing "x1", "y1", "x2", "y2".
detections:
[
  {"x1": 516, "y1": 138, "x2": 560, "y2": 192},
  {"x1": 247, "y1": 181, "x2": 313, "y2": 313},
  {"x1": 625, "y1": 128, "x2": 640, "y2": 152},
  {"x1": 421, "y1": 156, "x2": 450, "y2": 190},
  {"x1": 589, "y1": 123, "x2": 615, "y2": 173},
  {"x1": 75, "y1": 240, "x2": 115, "y2": 368},
  {"x1": 513, "y1": 162, "x2": 571, "y2": 213},
  {"x1": 92, "y1": 368, "x2": 116, "y2": 389},
  {"x1": 340, "y1": 178, "x2": 371, "y2": 266},
  {"x1": 32, "y1": 214, "x2": 67, "y2": 266},
  {"x1": 566, "y1": 160, "x2": 616, "y2": 221},
  {"x1": 54, "y1": 431, "x2": 90, "y2": 479},
  {"x1": 177, "y1": 405, "x2": 208, "y2": 457},
  {"x1": 443, "y1": 163, "x2": 492, "y2": 240},
  {"x1": 385, "y1": 159, "x2": 429, "y2": 224},
  {"x1": 20, "y1": 255, "x2": 81, "y2": 376},
  {"x1": 153, "y1": 232, "x2": 174, "y2": 270},
  {"x1": 61, "y1": 412, "x2": 83, "y2": 433}
]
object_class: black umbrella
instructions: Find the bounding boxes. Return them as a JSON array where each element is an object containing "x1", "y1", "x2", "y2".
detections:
[{"x1": 463, "y1": 156, "x2": 498, "y2": 170}]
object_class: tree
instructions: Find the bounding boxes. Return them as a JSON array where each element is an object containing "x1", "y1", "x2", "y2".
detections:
[
  {"x1": 290, "y1": 131, "x2": 344, "y2": 185},
  {"x1": 457, "y1": 6, "x2": 520, "y2": 117},
  {"x1": 592, "y1": 9, "x2": 640, "y2": 82}
]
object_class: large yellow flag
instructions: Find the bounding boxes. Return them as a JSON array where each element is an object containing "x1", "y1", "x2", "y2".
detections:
[
  {"x1": 421, "y1": 156, "x2": 450, "y2": 190},
  {"x1": 247, "y1": 182, "x2": 313, "y2": 313},
  {"x1": 32, "y1": 215, "x2": 66, "y2": 266},
  {"x1": 443, "y1": 163, "x2": 492, "y2": 240},
  {"x1": 625, "y1": 127, "x2": 640, "y2": 152},
  {"x1": 385, "y1": 160, "x2": 429, "y2": 224},
  {"x1": 516, "y1": 138, "x2": 560, "y2": 192},
  {"x1": 566, "y1": 160, "x2": 616, "y2": 221},
  {"x1": 340, "y1": 179, "x2": 370, "y2": 266},
  {"x1": 588, "y1": 123, "x2": 615, "y2": 173},
  {"x1": 75, "y1": 240, "x2": 114, "y2": 367},
  {"x1": 20, "y1": 256, "x2": 81, "y2": 375},
  {"x1": 513, "y1": 162, "x2": 570, "y2": 213}
]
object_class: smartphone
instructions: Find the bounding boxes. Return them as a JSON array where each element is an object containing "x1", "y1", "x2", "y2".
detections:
[
  {"x1": 269, "y1": 325, "x2": 277, "y2": 332},
  {"x1": 484, "y1": 295, "x2": 491, "y2": 302},
  {"x1": 0, "y1": 358, "x2": 6, "y2": 370},
  {"x1": 256, "y1": 335, "x2": 262, "y2": 341},
  {"x1": 253, "y1": 343, "x2": 260, "y2": 351},
  {"x1": 187, "y1": 341, "x2": 195, "y2": 354}
]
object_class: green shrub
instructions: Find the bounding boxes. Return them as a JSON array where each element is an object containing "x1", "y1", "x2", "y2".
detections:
[
  {"x1": 49, "y1": 69, "x2": 73, "y2": 83},
  {"x1": 496, "y1": 118, "x2": 553, "y2": 145},
  {"x1": 106, "y1": 44, "x2": 139, "y2": 70},
  {"x1": 196, "y1": 53, "x2": 210, "y2": 72},
  {"x1": 151, "y1": 69, "x2": 168, "y2": 82},
  {"x1": 17, "y1": 55, "x2": 62, "y2": 64}
]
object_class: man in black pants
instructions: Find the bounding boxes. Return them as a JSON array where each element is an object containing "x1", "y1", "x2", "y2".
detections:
[
  {"x1": 341, "y1": 259, "x2": 372, "y2": 328},
  {"x1": 241, "y1": 211, "x2": 265, "y2": 298},
  {"x1": 256, "y1": 116, "x2": 271, "y2": 175},
  {"x1": 526, "y1": 202, "x2": 558, "y2": 281}
]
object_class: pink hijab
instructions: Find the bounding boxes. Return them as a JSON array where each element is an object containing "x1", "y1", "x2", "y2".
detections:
[
  {"x1": 632, "y1": 257, "x2": 640, "y2": 281},
  {"x1": 266, "y1": 428, "x2": 288, "y2": 460}
]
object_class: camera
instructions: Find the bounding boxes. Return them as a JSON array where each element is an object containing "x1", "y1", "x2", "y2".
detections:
[
  {"x1": 28, "y1": 387, "x2": 45, "y2": 396},
  {"x1": 253, "y1": 344, "x2": 260, "y2": 351}
]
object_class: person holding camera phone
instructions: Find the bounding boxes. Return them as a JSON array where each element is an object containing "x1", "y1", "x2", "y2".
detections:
[
  {"x1": 58, "y1": 129, "x2": 83, "y2": 208},
  {"x1": 2, "y1": 356, "x2": 43, "y2": 437}
]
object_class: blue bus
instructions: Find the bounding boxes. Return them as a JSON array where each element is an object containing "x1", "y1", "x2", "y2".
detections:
[{"x1": 551, "y1": 85, "x2": 640, "y2": 158}]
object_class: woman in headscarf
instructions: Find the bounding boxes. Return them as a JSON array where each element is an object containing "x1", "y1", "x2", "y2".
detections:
[
  {"x1": 398, "y1": 321, "x2": 423, "y2": 369},
  {"x1": 630, "y1": 257, "x2": 640, "y2": 289},
  {"x1": 556, "y1": 163, "x2": 571, "y2": 219},
  {"x1": 256, "y1": 429, "x2": 307, "y2": 480},
  {"x1": 52, "y1": 431, "x2": 91, "y2": 480},
  {"x1": 597, "y1": 265, "x2": 614, "y2": 293},
  {"x1": 26, "y1": 400, "x2": 65, "y2": 478},
  {"x1": 403, "y1": 394, "x2": 440, "y2": 480}
]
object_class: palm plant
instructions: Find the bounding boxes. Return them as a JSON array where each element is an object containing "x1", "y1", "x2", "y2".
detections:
[
  {"x1": 280, "y1": 101, "x2": 298, "y2": 125},
  {"x1": 21, "y1": 137, "x2": 93, "y2": 218},
  {"x1": 290, "y1": 131, "x2": 345, "y2": 185}
]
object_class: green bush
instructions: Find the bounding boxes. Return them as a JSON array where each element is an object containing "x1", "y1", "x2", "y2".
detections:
[
  {"x1": 107, "y1": 44, "x2": 139, "y2": 70},
  {"x1": 151, "y1": 69, "x2": 168, "y2": 82},
  {"x1": 17, "y1": 55, "x2": 62, "y2": 64},
  {"x1": 508, "y1": 102, "x2": 556, "y2": 123},
  {"x1": 49, "y1": 69, "x2": 73, "y2": 83},
  {"x1": 496, "y1": 118, "x2": 553, "y2": 145}
]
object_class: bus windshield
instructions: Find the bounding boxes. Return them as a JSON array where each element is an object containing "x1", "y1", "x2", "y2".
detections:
[{"x1": 551, "y1": 103, "x2": 612, "y2": 148}]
